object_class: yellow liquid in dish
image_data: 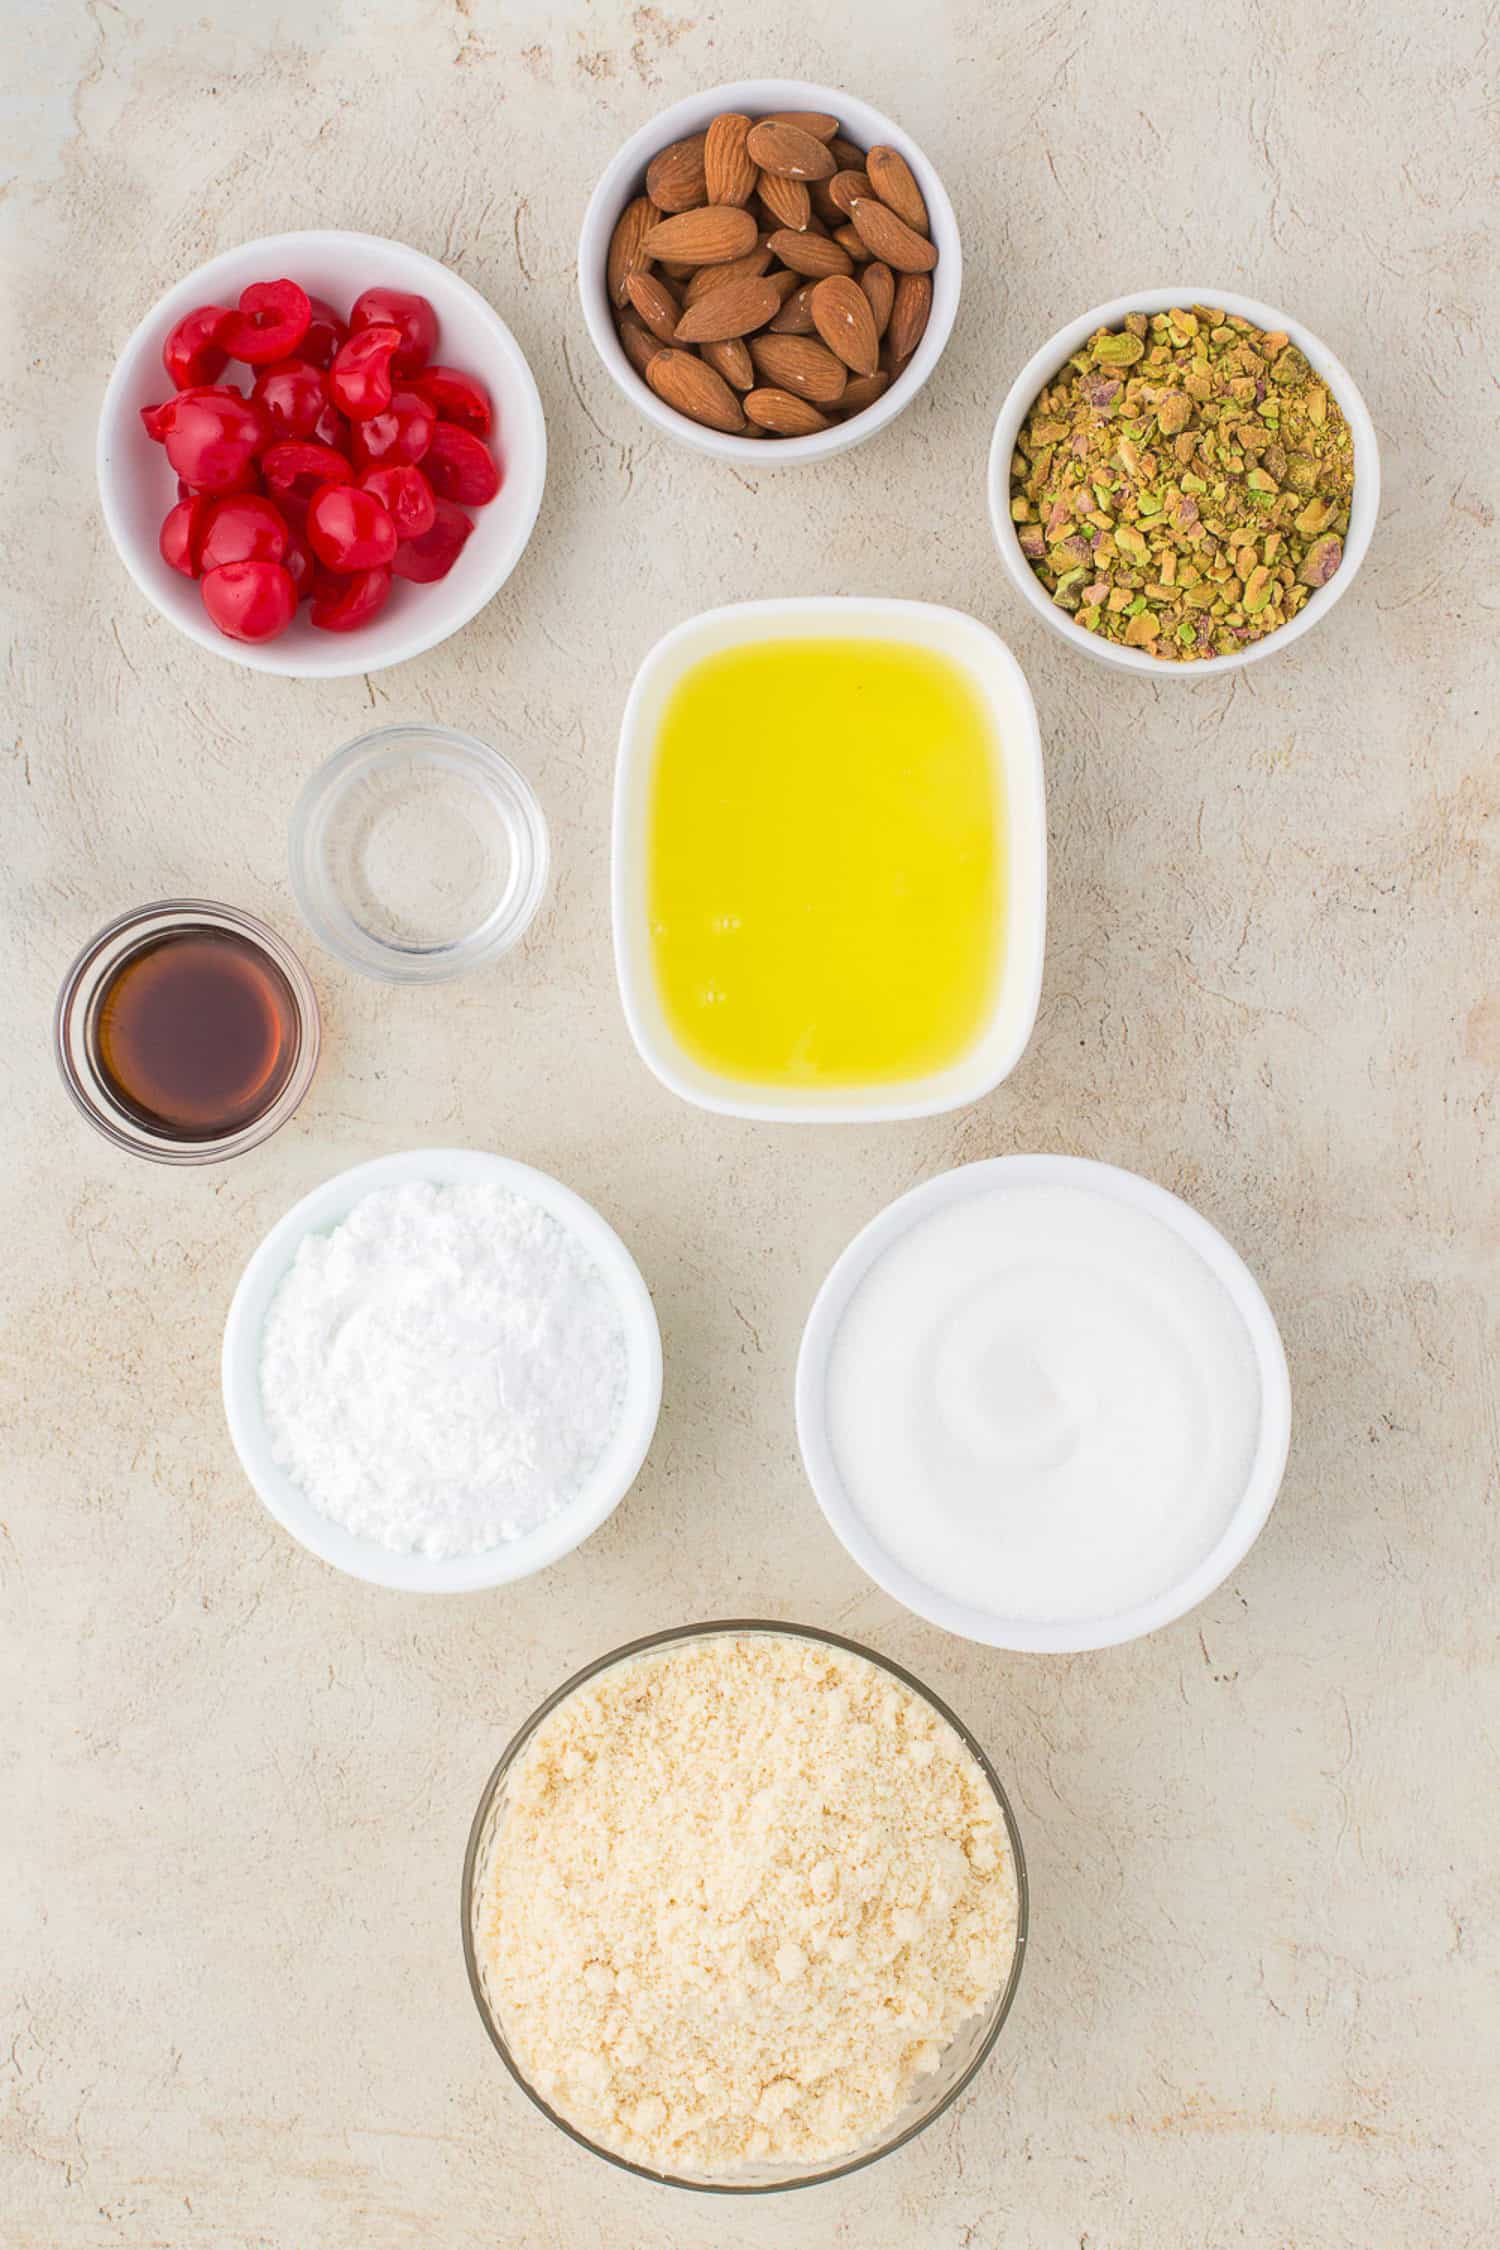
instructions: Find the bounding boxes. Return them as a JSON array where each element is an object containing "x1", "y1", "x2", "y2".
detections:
[{"x1": 647, "y1": 639, "x2": 1005, "y2": 1087}]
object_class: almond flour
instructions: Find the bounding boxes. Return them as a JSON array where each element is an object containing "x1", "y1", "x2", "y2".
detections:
[{"x1": 474, "y1": 1631, "x2": 1019, "y2": 2176}]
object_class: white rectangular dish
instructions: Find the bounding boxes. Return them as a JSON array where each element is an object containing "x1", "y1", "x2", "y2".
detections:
[{"x1": 611, "y1": 596, "x2": 1046, "y2": 1123}]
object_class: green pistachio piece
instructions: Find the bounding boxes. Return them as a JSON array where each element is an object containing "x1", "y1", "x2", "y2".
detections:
[
  {"x1": 1092, "y1": 330, "x2": 1146, "y2": 367},
  {"x1": 1298, "y1": 533, "x2": 1343, "y2": 587}
]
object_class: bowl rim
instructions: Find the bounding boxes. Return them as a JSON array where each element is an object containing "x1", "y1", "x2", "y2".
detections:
[
  {"x1": 986, "y1": 285, "x2": 1380, "y2": 676},
  {"x1": 53, "y1": 896, "x2": 321, "y2": 1164},
  {"x1": 796, "y1": 1153, "x2": 1292, "y2": 1651},
  {"x1": 460, "y1": 1615, "x2": 1029, "y2": 2194},
  {"x1": 287, "y1": 722, "x2": 551, "y2": 983},
  {"x1": 577, "y1": 78, "x2": 962, "y2": 466},
  {"x1": 610, "y1": 594, "x2": 1046, "y2": 1122},
  {"x1": 97, "y1": 226, "x2": 548, "y2": 679},
  {"x1": 220, "y1": 1147, "x2": 662, "y2": 1590}
]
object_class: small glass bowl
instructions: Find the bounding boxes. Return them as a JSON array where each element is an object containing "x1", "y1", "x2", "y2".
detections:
[
  {"x1": 54, "y1": 899, "x2": 321, "y2": 1165},
  {"x1": 290, "y1": 725, "x2": 549, "y2": 983},
  {"x1": 461, "y1": 1619, "x2": 1029, "y2": 2195}
]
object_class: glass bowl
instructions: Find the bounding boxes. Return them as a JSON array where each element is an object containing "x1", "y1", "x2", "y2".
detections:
[
  {"x1": 290, "y1": 725, "x2": 549, "y2": 983},
  {"x1": 54, "y1": 899, "x2": 321, "y2": 1164},
  {"x1": 461, "y1": 1618, "x2": 1028, "y2": 2194}
]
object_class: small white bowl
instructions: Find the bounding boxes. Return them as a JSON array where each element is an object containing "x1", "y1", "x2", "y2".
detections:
[
  {"x1": 221, "y1": 1149, "x2": 662, "y2": 1592},
  {"x1": 612, "y1": 597, "x2": 1045, "y2": 1122},
  {"x1": 796, "y1": 1154, "x2": 1291, "y2": 1651},
  {"x1": 98, "y1": 229, "x2": 547, "y2": 678},
  {"x1": 987, "y1": 287, "x2": 1379, "y2": 676},
  {"x1": 579, "y1": 79, "x2": 961, "y2": 466}
]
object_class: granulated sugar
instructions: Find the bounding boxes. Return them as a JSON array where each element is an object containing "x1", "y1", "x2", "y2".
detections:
[
  {"x1": 259, "y1": 1180, "x2": 627, "y2": 1556},
  {"x1": 474, "y1": 1632, "x2": 1019, "y2": 2176}
]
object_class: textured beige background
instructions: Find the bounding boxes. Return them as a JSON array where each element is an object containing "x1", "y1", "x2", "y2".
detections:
[{"x1": 4, "y1": 1, "x2": 1498, "y2": 2244}]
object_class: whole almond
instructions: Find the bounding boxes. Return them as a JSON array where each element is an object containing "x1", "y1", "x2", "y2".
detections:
[
  {"x1": 769, "y1": 282, "x2": 818, "y2": 334},
  {"x1": 810, "y1": 274, "x2": 880, "y2": 377},
  {"x1": 702, "y1": 336, "x2": 754, "y2": 390},
  {"x1": 625, "y1": 269, "x2": 682, "y2": 343},
  {"x1": 767, "y1": 227, "x2": 854, "y2": 279},
  {"x1": 746, "y1": 120, "x2": 837, "y2": 181},
  {"x1": 835, "y1": 370, "x2": 890, "y2": 415},
  {"x1": 607, "y1": 195, "x2": 659, "y2": 308},
  {"x1": 639, "y1": 205, "x2": 759, "y2": 265},
  {"x1": 866, "y1": 144, "x2": 930, "y2": 235},
  {"x1": 809, "y1": 178, "x2": 844, "y2": 227},
  {"x1": 681, "y1": 245, "x2": 772, "y2": 307},
  {"x1": 744, "y1": 386, "x2": 830, "y2": 436},
  {"x1": 887, "y1": 270, "x2": 933, "y2": 360},
  {"x1": 646, "y1": 133, "x2": 708, "y2": 214},
  {"x1": 674, "y1": 275, "x2": 785, "y2": 343},
  {"x1": 833, "y1": 224, "x2": 871, "y2": 264},
  {"x1": 704, "y1": 112, "x2": 757, "y2": 207},
  {"x1": 830, "y1": 135, "x2": 865, "y2": 169},
  {"x1": 860, "y1": 260, "x2": 895, "y2": 338},
  {"x1": 647, "y1": 348, "x2": 748, "y2": 433},
  {"x1": 829, "y1": 169, "x2": 873, "y2": 216},
  {"x1": 657, "y1": 259, "x2": 698, "y2": 282},
  {"x1": 847, "y1": 194, "x2": 936, "y2": 272},
  {"x1": 748, "y1": 333, "x2": 848, "y2": 404},
  {"x1": 617, "y1": 312, "x2": 663, "y2": 380},
  {"x1": 756, "y1": 171, "x2": 811, "y2": 231},
  {"x1": 762, "y1": 110, "x2": 840, "y2": 142}
]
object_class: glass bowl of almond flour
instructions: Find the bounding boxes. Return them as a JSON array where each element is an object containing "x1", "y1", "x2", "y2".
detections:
[
  {"x1": 290, "y1": 725, "x2": 549, "y2": 982},
  {"x1": 462, "y1": 1620, "x2": 1028, "y2": 2193}
]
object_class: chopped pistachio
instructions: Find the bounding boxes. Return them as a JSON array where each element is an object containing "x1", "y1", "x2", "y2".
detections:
[
  {"x1": 1010, "y1": 311, "x2": 1354, "y2": 659},
  {"x1": 1092, "y1": 331, "x2": 1145, "y2": 367}
]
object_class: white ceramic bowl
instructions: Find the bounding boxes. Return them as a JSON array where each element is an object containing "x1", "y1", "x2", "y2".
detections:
[
  {"x1": 221, "y1": 1149, "x2": 662, "y2": 1591},
  {"x1": 796, "y1": 1154, "x2": 1291, "y2": 1651},
  {"x1": 98, "y1": 229, "x2": 547, "y2": 678},
  {"x1": 579, "y1": 79, "x2": 961, "y2": 466},
  {"x1": 987, "y1": 287, "x2": 1379, "y2": 676},
  {"x1": 612, "y1": 597, "x2": 1045, "y2": 1122}
]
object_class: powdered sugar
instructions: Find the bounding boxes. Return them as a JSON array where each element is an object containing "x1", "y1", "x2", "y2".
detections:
[{"x1": 259, "y1": 1179, "x2": 628, "y2": 1557}]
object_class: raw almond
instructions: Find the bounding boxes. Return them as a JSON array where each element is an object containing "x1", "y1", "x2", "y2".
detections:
[
  {"x1": 646, "y1": 133, "x2": 708, "y2": 213},
  {"x1": 847, "y1": 194, "x2": 936, "y2": 272},
  {"x1": 681, "y1": 245, "x2": 772, "y2": 306},
  {"x1": 887, "y1": 269, "x2": 932, "y2": 360},
  {"x1": 625, "y1": 269, "x2": 682, "y2": 343},
  {"x1": 834, "y1": 370, "x2": 889, "y2": 414},
  {"x1": 860, "y1": 260, "x2": 895, "y2": 339},
  {"x1": 769, "y1": 282, "x2": 818, "y2": 334},
  {"x1": 830, "y1": 135, "x2": 865, "y2": 169},
  {"x1": 833, "y1": 224, "x2": 870, "y2": 263},
  {"x1": 746, "y1": 120, "x2": 837, "y2": 180},
  {"x1": 809, "y1": 178, "x2": 844, "y2": 227},
  {"x1": 866, "y1": 144, "x2": 929, "y2": 234},
  {"x1": 766, "y1": 226, "x2": 854, "y2": 279},
  {"x1": 701, "y1": 336, "x2": 754, "y2": 390},
  {"x1": 639, "y1": 204, "x2": 759, "y2": 265},
  {"x1": 744, "y1": 386, "x2": 830, "y2": 436},
  {"x1": 828, "y1": 168, "x2": 873, "y2": 216},
  {"x1": 756, "y1": 171, "x2": 811, "y2": 232},
  {"x1": 762, "y1": 109, "x2": 840, "y2": 142},
  {"x1": 607, "y1": 195, "x2": 659, "y2": 308},
  {"x1": 618, "y1": 311, "x2": 662, "y2": 380},
  {"x1": 674, "y1": 274, "x2": 785, "y2": 343},
  {"x1": 810, "y1": 274, "x2": 880, "y2": 377},
  {"x1": 704, "y1": 112, "x2": 757, "y2": 207},
  {"x1": 647, "y1": 348, "x2": 748, "y2": 433},
  {"x1": 748, "y1": 333, "x2": 848, "y2": 404}
]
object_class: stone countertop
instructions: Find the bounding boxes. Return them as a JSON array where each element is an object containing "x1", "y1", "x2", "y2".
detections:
[{"x1": 3, "y1": 2, "x2": 1497, "y2": 2245}]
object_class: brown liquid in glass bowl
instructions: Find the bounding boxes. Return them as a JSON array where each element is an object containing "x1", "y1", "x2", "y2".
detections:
[{"x1": 92, "y1": 927, "x2": 301, "y2": 1140}]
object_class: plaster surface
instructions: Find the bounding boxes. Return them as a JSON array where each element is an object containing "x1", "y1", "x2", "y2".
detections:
[{"x1": 3, "y1": 3, "x2": 1498, "y2": 2245}]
